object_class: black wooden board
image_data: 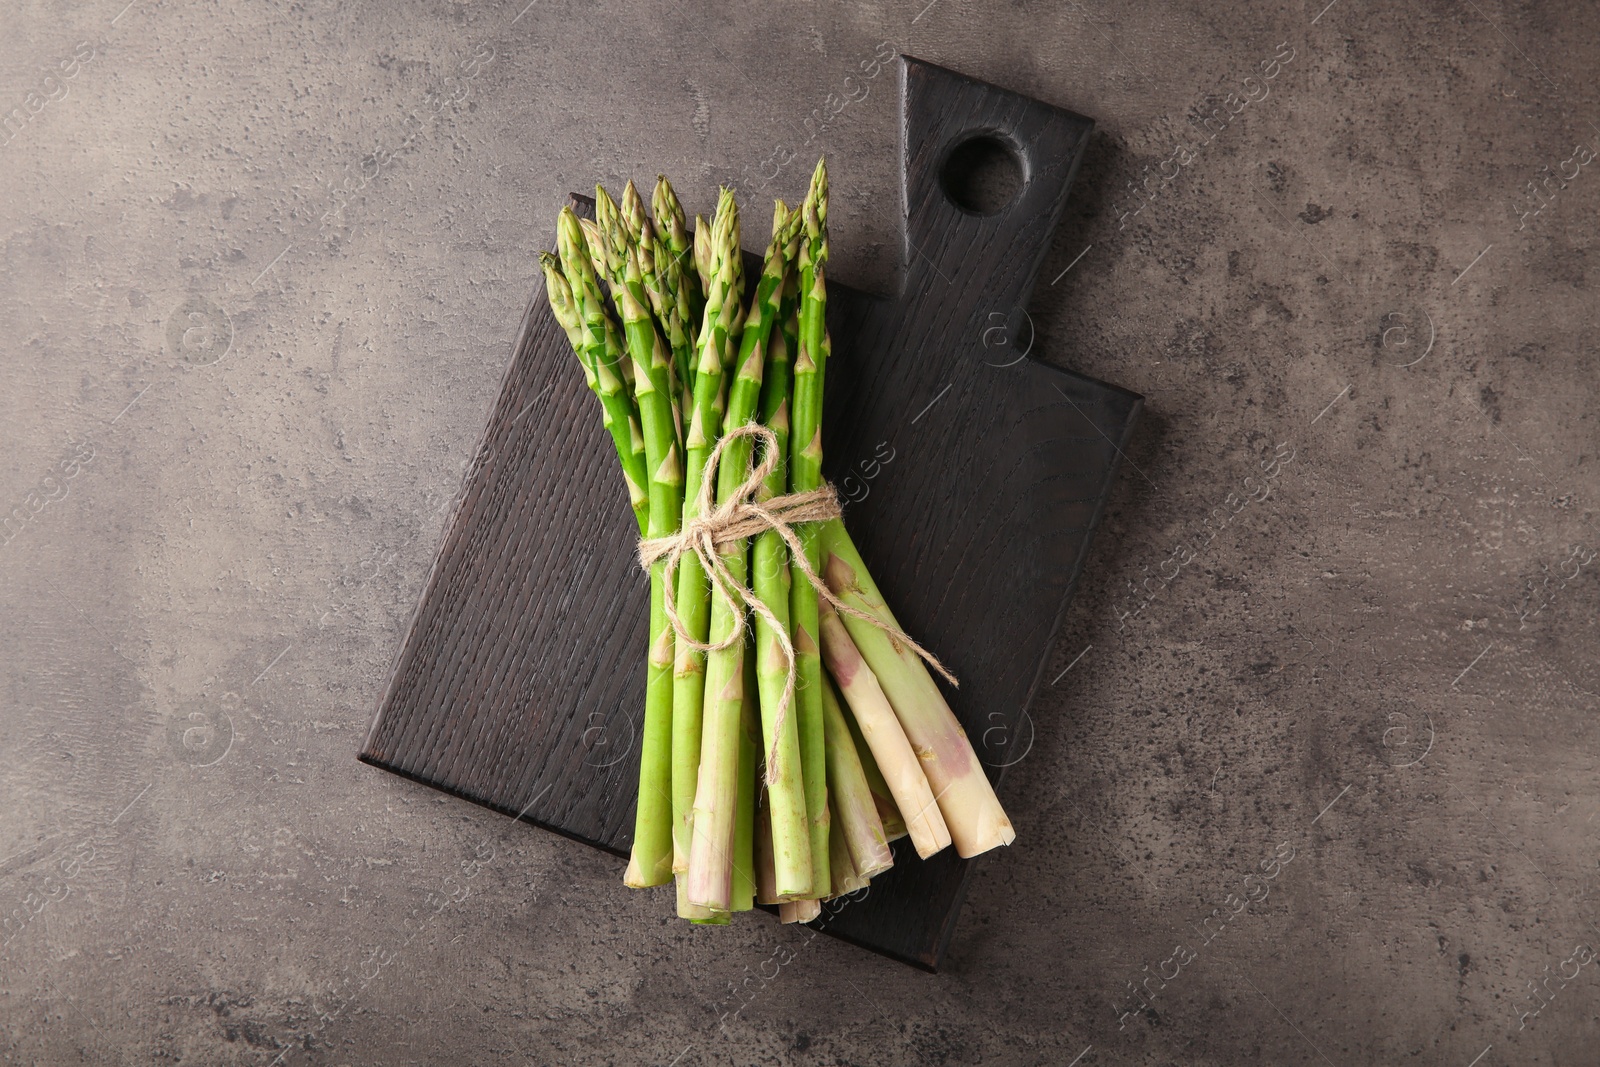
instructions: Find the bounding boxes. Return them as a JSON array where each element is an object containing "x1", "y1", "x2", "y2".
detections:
[{"x1": 360, "y1": 55, "x2": 1142, "y2": 971}]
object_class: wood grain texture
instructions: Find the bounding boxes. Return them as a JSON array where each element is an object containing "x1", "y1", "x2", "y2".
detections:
[{"x1": 360, "y1": 54, "x2": 1141, "y2": 970}]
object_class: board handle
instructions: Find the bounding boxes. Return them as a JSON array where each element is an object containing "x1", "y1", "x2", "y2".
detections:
[{"x1": 899, "y1": 55, "x2": 1094, "y2": 309}]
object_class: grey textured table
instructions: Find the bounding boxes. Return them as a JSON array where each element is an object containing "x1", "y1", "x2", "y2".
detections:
[{"x1": 3, "y1": 1, "x2": 1597, "y2": 1064}]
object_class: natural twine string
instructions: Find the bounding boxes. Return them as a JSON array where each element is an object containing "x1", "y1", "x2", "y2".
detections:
[{"x1": 637, "y1": 423, "x2": 958, "y2": 782}]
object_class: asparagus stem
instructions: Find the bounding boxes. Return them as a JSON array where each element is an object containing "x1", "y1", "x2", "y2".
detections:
[
  {"x1": 684, "y1": 193, "x2": 749, "y2": 911},
  {"x1": 841, "y1": 689, "x2": 908, "y2": 842},
  {"x1": 598, "y1": 187, "x2": 685, "y2": 890},
  {"x1": 788, "y1": 159, "x2": 832, "y2": 898},
  {"x1": 752, "y1": 502, "x2": 810, "y2": 896},
  {"x1": 817, "y1": 521, "x2": 1016, "y2": 858},
  {"x1": 672, "y1": 190, "x2": 740, "y2": 881},
  {"x1": 553, "y1": 215, "x2": 649, "y2": 533},
  {"x1": 685, "y1": 196, "x2": 802, "y2": 912},
  {"x1": 818, "y1": 600, "x2": 951, "y2": 858},
  {"x1": 755, "y1": 783, "x2": 779, "y2": 905},
  {"x1": 731, "y1": 637, "x2": 759, "y2": 913},
  {"x1": 827, "y1": 799, "x2": 871, "y2": 898},
  {"x1": 686, "y1": 582, "x2": 745, "y2": 910},
  {"x1": 686, "y1": 198, "x2": 797, "y2": 910},
  {"x1": 718, "y1": 201, "x2": 812, "y2": 900},
  {"x1": 821, "y1": 672, "x2": 894, "y2": 879},
  {"x1": 628, "y1": 568, "x2": 675, "y2": 886}
]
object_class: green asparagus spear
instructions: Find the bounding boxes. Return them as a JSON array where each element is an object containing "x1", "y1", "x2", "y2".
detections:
[
  {"x1": 688, "y1": 200, "x2": 803, "y2": 908},
  {"x1": 746, "y1": 206, "x2": 814, "y2": 899},
  {"x1": 671, "y1": 189, "x2": 742, "y2": 899},
  {"x1": 682, "y1": 191, "x2": 752, "y2": 911},
  {"x1": 598, "y1": 187, "x2": 685, "y2": 890},
  {"x1": 788, "y1": 158, "x2": 832, "y2": 899}
]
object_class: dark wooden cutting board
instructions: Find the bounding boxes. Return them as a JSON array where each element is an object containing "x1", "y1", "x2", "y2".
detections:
[{"x1": 360, "y1": 55, "x2": 1141, "y2": 971}]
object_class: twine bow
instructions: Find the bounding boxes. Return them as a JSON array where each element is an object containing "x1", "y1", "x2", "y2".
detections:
[{"x1": 637, "y1": 423, "x2": 958, "y2": 781}]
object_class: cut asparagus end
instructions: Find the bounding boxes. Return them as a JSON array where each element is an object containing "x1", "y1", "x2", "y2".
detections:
[
  {"x1": 677, "y1": 878, "x2": 720, "y2": 920},
  {"x1": 624, "y1": 841, "x2": 672, "y2": 889},
  {"x1": 731, "y1": 642, "x2": 759, "y2": 914},
  {"x1": 778, "y1": 898, "x2": 822, "y2": 925}
]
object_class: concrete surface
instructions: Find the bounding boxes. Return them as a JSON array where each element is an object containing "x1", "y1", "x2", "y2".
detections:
[{"x1": 3, "y1": 0, "x2": 1598, "y2": 1063}]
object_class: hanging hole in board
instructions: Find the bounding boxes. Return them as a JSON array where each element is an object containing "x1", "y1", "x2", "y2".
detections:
[{"x1": 939, "y1": 134, "x2": 1024, "y2": 216}]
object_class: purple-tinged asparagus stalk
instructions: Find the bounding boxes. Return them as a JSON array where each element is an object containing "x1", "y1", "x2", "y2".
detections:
[
  {"x1": 840, "y1": 687, "x2": 907, "y2": 843},
  {"x1": 827, "y1": 799, "x2": 871, "y2": 898},
  {"x1": 818, "y1": 601, "x2": 951, "y2": 859},
  {"x1": 820, "y1": 674, "x2": 893, "y2": 879}
]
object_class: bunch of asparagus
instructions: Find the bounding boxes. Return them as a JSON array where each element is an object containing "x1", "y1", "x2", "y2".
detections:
[{"x1": 541, "y1": 160, "x2": 1014, "y2": 924}]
